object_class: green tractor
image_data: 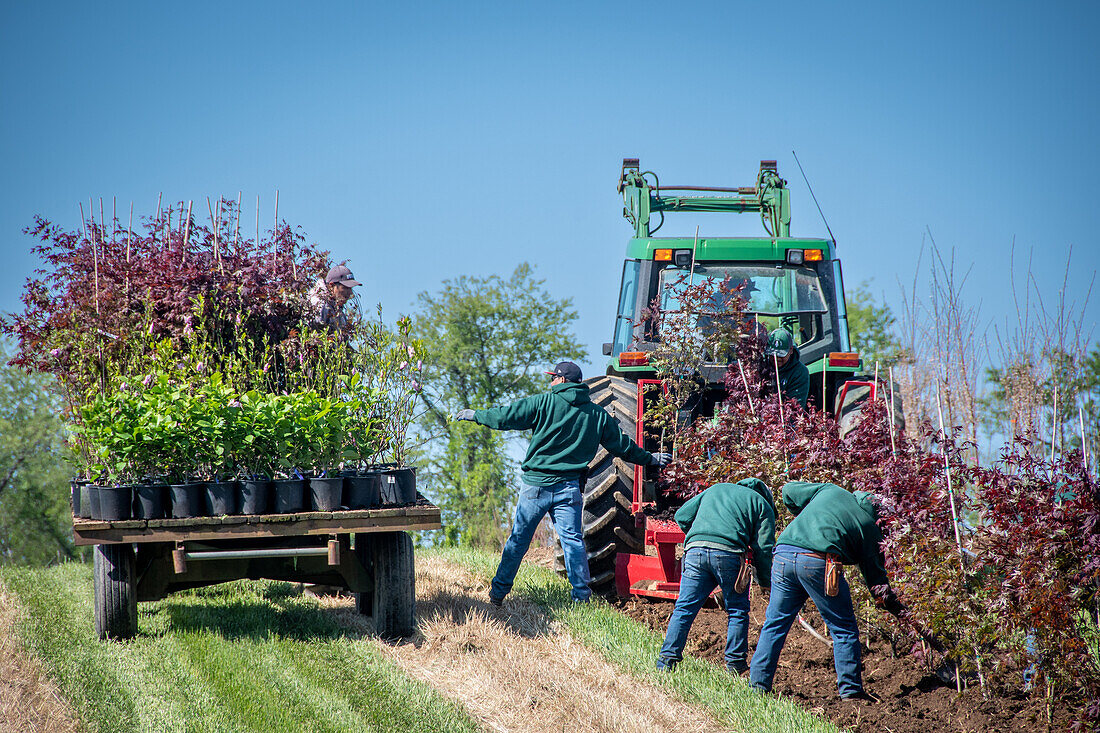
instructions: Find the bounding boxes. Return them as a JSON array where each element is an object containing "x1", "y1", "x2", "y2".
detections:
[{"x1": 566, "y1": 158, "x2": 890, "y2": 598}]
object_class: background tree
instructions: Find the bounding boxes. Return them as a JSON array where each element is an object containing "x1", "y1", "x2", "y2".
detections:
[
  {"x1": 845, "y1": 280, "x2": 903, "y2": 369},
  {"x1": 413, "y1": 263, "x2": 585, "y2": 547},
  {"x1": 0, "y1": 340, "x2": 79, "y2": 565}
]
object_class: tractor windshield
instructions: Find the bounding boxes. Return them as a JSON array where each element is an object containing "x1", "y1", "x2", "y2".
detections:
[{"x1": 659, "y1": 263, "x2": 828, "y2": 315}]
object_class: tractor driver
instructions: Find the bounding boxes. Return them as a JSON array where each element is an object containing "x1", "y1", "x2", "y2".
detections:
[{"x1": 763, "y1": 328, "x2": 809, "y2": 409}]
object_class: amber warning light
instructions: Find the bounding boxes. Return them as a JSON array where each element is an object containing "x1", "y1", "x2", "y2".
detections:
[
  {"x1": 827, "y1": 352, "x2": 860, "y2": 368},
  {"x1": 619, "y1": 352, "x2": 650, "y2": 367}
]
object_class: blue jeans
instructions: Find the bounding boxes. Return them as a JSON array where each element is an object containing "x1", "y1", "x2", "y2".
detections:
[
  {"x1": 656, "y1": 547, "x2": 750, "y2": 671},
  {"x1": 749, "y1": 545, "x2": 863, "y2": 697},
  {"x1": 491, "y1": 479, "x2": 591, "y2": 602}
]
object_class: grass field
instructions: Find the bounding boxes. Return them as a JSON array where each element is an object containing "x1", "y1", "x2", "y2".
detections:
[
  {"x1": 1, "y1": 548, "x2": 840, "y2": 733},
  {"x1": 0, "y1": 562, "x2": 480, "y2": 733}
]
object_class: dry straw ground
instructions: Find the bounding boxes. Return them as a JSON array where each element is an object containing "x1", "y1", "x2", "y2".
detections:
[
  {"x1": 0, "y1": 588, "x2": 80, "y2": 733},
  {"x1": 324, "y1": 555, "x2": 722, "y2": 733}
]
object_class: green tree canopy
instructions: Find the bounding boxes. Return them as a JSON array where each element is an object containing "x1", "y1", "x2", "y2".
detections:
[
  {"x1": 0, "y1": 341, "x2": 79, "y2": 565},
  {"x1": 413, "y1": 263, "x2": 585, "y2": 547}
]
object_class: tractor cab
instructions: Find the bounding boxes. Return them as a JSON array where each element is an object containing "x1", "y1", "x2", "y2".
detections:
[{"x1": 603, "y1": 158, "x2": 862, "y2": 411}]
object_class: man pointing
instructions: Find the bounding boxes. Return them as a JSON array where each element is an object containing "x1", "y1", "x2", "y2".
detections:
[{"x1": 456, "y1": 361, "x2": 670, "y2": 604}]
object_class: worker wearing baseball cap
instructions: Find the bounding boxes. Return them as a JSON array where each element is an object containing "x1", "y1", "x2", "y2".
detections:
[
  {"x1": 764, "y1": 328, "x2": 810, "y2": 409},
  {"x1": 310, "y1": 264, "x2": 362, "y2": 331},
  {"x1": 455, "y1": 360, "x2": 671, "y2": 604}
]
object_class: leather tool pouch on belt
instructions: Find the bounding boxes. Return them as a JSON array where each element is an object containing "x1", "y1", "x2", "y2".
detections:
[
  {"x1": 734, "y1": 551, "x2": 754, "y2": 594},
  {"x1": 824, "y1": 554, "x2": 842, "y2": 597}
]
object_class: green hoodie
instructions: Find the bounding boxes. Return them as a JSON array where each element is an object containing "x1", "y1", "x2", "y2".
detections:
[
  {"x1": 674, "y1": 478, "x2": 776, "y2": 587},
  {"x1": 474, "y1": 382, "x2": 653, "y2": 486},
  {"x1": 767, "y1": 344, "x2": 810, "y2": 408},
  {"x1": 777, "y1": 481, "x2": 889, "y2": 590}
]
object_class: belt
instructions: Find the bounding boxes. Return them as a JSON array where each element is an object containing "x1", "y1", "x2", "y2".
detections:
[{"x1": 796, "y1": 551, "x2": 828, "y2": 560}]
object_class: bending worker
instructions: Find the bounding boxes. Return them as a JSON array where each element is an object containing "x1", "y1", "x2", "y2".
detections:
[
  {"x1": 656, "y1": 478, "x2": 776, "y2": 674},
  {"x1": 749, "y1": 481, "x2": 902, "y2": 701},
  {"x1": 455, "y1": 361, "x2": 670, "y2": 604},
  {"x1": 763, "y1": 328, "x2": 809, "y2": 409}
]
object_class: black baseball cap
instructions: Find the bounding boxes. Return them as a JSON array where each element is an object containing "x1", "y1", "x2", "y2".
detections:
[
  {"x1": 545, "y1": 361, "x2": 582, "y2": 382},
  {"x1": 325, "y1": 265, "x2": 361, "y2": 287}
]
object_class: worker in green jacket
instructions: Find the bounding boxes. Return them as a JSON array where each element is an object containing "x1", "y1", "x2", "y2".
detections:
[
  {"x1": 749, "y1": 481, "x2": 901, "y2": 700},
  {"x1": 764, "y1": 328, "x2": 809, "y2": 409},
  {"x1": 455, "y1": 361, "x2": 670, "y2": 604},
  {"x1": 656, "y1": 478, "x2": 776, "y2": 673}
]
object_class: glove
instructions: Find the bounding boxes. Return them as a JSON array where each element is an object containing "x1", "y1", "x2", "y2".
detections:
[
  {"x1": 453, "y1": 409, "x2": 476, "y2": 422},
  {"x1": 650, "y1": 452, "x2": 672, "y2": 467},
  {"x1": 876, "y1": 587, "x2": 905, "y2": 616}
]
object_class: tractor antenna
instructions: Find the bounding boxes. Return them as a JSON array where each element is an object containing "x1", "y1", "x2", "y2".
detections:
[{"x1": 791, "y1": 150, "x2": 837, "y2": 247}]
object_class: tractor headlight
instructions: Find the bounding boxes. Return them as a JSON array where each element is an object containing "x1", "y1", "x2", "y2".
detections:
[{"x1": 786, "y1": 250, "x2": 804, "y2": 265}]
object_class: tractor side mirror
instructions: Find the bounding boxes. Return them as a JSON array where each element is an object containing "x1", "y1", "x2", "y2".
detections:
[{"x1": 602, "y1": 342, "x2": 612, "y2": 356}]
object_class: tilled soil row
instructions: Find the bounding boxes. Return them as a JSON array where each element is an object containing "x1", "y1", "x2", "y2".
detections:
[{"x1": 615, "y1": 586, "x2": 1070, "y2": 733}]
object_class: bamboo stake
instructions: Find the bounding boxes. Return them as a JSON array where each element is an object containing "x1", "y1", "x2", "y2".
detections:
[
  {"x1": 79, "y1": 202, "x2": 87, "y2": 242},
  {"x1": 873, "y1": 361, "x2": 880, "y2": 402},
  {"x1": 165, "y1": 205, "x2": 172, "y2": 248},
  {"x1": 99, "y1": 197, "x2": 105, "y2": 245},
  {"x1": 1080, "y1": 405, "x2": 1089, "y2": 473},
  {"x1": 234, "y1": 191, "x2": 241, "y2": 248},
  {"x1": 206, "y1": 197, "x2": 220, "y2": 269},
  {"x1": 155, "y1": 192, "x2": 162, "y2": 228},
  {"x1": 273, "y1": 190, "x2": 280, "y2": 274},
  {"x1": 888, "y1": 366, "x2": 898, "y2": 455},
  {"x1": 112, "y1": 196, "x2": 116, "y2": 243},
  {"x1": 936, "y1": 389, "x2": 967, "y2": 576},
  {"x1": 774, "y1": 353, "x2": 790, "y2": 473},
  {"x1": 126, "y1": 202, "x2": 133, "y2": 262},
  {"x1": 737, "y1": 359, "x2": 756, "y2": 416},
  {"x1": 822, "y1": 362, "x2": 828, "y2": 415},
  {"x1": 182, "y1": 200, "x2": 193, "y2": 259},
  {"x1": 1050, "y1": 384, "x2": 1059, "y2": 466}
]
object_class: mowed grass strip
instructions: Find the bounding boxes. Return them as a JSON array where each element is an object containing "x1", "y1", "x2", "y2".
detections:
[
  {"x1": 0, "y1": 562, "x2": 482, "y2": 733},
  {"x1": 431, "y1": 546, "x2": 843, "y2": 733}
]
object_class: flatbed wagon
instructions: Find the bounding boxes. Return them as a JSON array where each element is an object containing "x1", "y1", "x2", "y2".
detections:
[{"x1": 74, "y1": 500, "x2": 441, "y2": 641}]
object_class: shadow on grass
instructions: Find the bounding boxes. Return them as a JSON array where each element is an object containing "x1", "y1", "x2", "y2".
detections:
[{"x1": 157, "y1": 582, "x2": 367, "y2": 642}]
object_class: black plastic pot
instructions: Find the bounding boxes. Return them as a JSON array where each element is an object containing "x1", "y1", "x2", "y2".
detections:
[
  {"x1": 309, "y1": 476, "x2": 344, "y2": 511},
  {"x1": 96, "y1": 484, "x2": 134, "y2": 521},
  {"x1": 71, "y1": 479, "x2": 88, "y2": 518},
  {"x1": 169, "y1": 482, "x2": 206, "y2": 519},
  {"x1": 133, "y1": 482, "x2": 167, "y2": 519},
  {"x1": 83, "y1": 483, "x2": 100, "y2": 520},
  {"x1": 205, "y1": 480, "x2": 240, "y2": 516},
  {"x1": 272, "y1": 478, "x2": 306, "y2": 514},
  {"x1": 239, "y1": 479, "x2": 272, "y2": 515},
  {"x1": 380, "y1": 468, "x2": 416, "y2": 505},
  {"x1": 346, "y1": 472, "x2": 381, "y2": 509}
]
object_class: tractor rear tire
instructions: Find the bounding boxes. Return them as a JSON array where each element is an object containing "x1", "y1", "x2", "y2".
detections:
[
  {"x1": 93, "y1": 543, "x2": 137, "y2": 641},
  {"x1": 836, "y1": 377, "x2": 905, "y2": 440},
  {"x1": 366, "y1": 532, "x2": 416, "y2": 639},
  {"x1": 555, "y1": 375, "x2": 644, "y2": 597}
]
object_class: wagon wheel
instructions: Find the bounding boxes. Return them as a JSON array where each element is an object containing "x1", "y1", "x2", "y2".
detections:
[
  {"x1": 94, "y1": 543, "x2": 137, "y2": 641},
  {"x1": 554, "y1": 375, "x2": 644, "y2": 597},
  {"x1": 357, "y1": 532, "x2": 416, "y2": 639}
]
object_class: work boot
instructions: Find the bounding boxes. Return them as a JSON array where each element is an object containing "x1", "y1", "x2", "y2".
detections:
[
  {"x1": 488, "y1": 593, "x2": 503, "y2": 607},
  {"x1": 840, "y1": 690, "x2": 879, "y2": 703},
  {"x1": 726, "y1": 662, "x2": 748, "y2": 675}
]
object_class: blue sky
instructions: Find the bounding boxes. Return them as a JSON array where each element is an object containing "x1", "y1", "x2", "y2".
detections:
[{"x1": 2, "y1": 1, "x2": 1097, "y2": 377}]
